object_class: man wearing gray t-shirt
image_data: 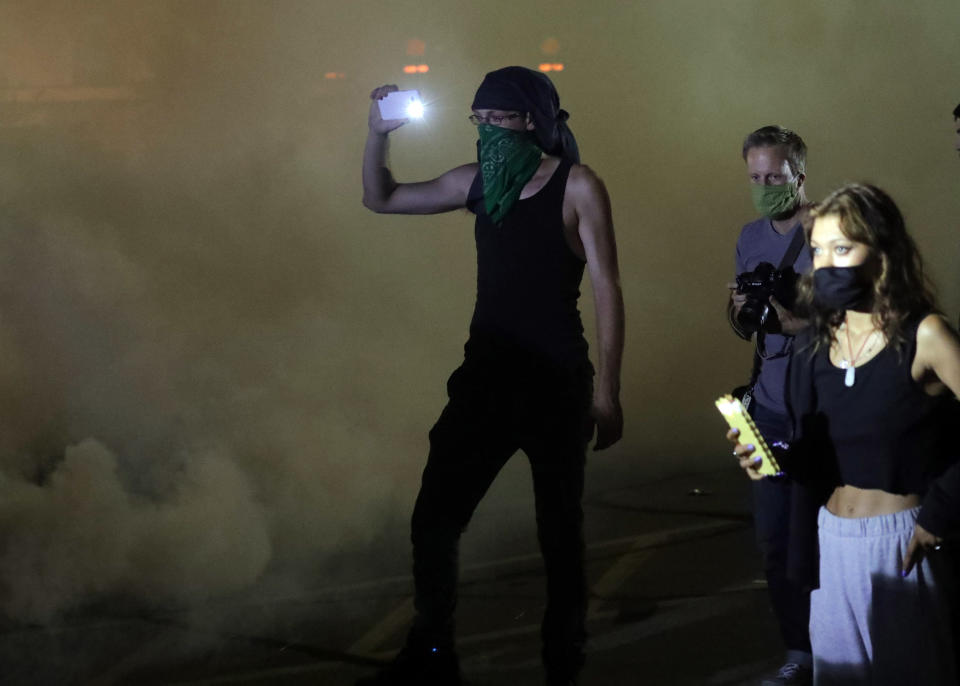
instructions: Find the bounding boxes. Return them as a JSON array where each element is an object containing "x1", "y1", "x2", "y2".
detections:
[{"x1": 727, "y1": 125, "x2": 813, "y2": 686}]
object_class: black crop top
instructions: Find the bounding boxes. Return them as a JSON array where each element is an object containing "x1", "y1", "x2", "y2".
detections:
[
  {"x1": 782, "y1": 317, "x2": 960, "y2": 589},
  {"x1": 808, "y1": 318, "x2": 956, "y2": 495}
]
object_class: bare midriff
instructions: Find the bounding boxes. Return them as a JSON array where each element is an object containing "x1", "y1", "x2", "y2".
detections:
[{"x1": 826, "y1": 485, "x2": 921, "y2": 518}]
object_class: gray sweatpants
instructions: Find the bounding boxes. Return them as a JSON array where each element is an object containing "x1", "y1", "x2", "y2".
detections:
[{"x1": 811, "y1": 506, "x2": 957, "y2": 685}]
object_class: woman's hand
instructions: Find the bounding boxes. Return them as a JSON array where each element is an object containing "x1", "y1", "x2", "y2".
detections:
[
  {"x1": 727, "y1": 428, "x2": 765, "y2": 481},
  {"x1": 902, "y1": 522, "x2": 944, "y2": 576}
]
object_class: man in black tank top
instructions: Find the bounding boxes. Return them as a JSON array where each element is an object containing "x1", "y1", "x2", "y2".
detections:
[
  {"x1": 954, "y1": 102, "x2": 960, "y2": 329},
  {"x1": 359, "y1": 67, "x2": 624, "y2": 686}
]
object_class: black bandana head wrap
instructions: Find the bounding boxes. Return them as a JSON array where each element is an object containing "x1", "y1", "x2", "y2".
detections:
[{"x1": 471, "y1": 66, "x2": 580, "y2": 163}]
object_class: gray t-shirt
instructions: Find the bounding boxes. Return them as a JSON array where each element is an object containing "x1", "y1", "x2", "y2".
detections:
[{"x1": 734, "y1": 217, "x2": 812, "y2": 416}]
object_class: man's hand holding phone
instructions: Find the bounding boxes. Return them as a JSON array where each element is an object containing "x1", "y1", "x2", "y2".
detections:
[
  {"x1": 369, "y1": 85, "x2": 409, "y2": 135},
  {"x1": 369, "y1": 86, "x2": 423, "y2": 135}
]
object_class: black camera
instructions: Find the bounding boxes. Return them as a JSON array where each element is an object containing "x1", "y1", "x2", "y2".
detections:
[{"x1": 735, "y1": 262, "x2": 798, "y2": 335}]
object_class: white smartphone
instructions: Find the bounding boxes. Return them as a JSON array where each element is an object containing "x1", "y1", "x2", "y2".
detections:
[
  {"x1": 378, "y1": 90, "x2": 423, "y2": 120},
  {"x1": 715, "y1": 394, "x2": 782, "y2": 477}
]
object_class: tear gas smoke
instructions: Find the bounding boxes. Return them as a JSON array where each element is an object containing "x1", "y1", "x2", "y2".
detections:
[{"x1": 0, "y1": 0, "x2": 957, "y2": 628}]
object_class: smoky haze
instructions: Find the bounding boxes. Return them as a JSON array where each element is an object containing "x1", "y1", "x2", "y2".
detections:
[{"x1": 0, "y1": 0, "x2": 958, "y2": 624}]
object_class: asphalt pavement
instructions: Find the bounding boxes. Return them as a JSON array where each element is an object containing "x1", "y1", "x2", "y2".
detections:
[{"x1": 0, "y1": 465, "x2": 793, "y2": 686}]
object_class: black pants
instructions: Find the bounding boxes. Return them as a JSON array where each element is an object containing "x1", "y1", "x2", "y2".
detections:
[
  {"x1": 750, "y1": 400, "x2": 813, "y2": 657},
  {"x1": 410, "y1": 354, "x2": 594, "y2": 680}
]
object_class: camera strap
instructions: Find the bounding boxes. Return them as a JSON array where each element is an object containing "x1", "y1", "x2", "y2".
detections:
[
  {"x1": 753, "y1": 223, "x2": 807, "y2": 381},
  {"x1": 777, "y1": 223, "x2": 806, "y2": 273}
]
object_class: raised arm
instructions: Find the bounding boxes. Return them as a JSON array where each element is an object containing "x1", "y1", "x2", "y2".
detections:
[
  {"x1": 362, "y1": 85, "x2": 476, "y2": 215},
  {"x1": 570, "y1": 164, "x2": 624, "y2": 450}
]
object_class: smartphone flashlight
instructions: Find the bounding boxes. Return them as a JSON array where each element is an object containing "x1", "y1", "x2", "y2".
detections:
[{"x1": 406, "y1": 99, "x2": 424, "y2": 119}]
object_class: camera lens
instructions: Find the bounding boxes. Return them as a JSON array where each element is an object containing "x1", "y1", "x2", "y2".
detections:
[{"x1": 737, "y1": 297, "x2": 768, "y2": 335}]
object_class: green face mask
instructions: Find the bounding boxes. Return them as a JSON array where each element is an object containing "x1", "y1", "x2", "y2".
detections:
[
  {"x1": 477, "y1": 124, "x2": 543, "y2": 224},
  {"x1": 751, "y1": 181, "x2": 800, "y2": 219}
]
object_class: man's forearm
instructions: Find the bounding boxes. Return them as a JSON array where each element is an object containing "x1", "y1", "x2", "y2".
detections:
[{"x1": 593, "y1": 279, "x2": 624, "y2": 399}]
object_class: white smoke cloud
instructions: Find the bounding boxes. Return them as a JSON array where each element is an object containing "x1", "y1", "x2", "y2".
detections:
[{"x1": 0, "y1": 439, "x2": 271, "y2": 623}]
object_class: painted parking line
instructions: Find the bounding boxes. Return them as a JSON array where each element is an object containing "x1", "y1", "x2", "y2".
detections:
[
  {"x1": 348, "y1": 596, "x2": 414, "y2": 655},
  {"x1": 165, "y1": 519, "x2": 749, "y2": 684},
  {"x1": 588, "y1": 518, "x2": 743, "y2": 619},
  {"x1": 348, "y1": 519, "x2": 742, "y2": 655},
  {"x1": 588, "y1": 548, "x2": 655, "y2": 619}
]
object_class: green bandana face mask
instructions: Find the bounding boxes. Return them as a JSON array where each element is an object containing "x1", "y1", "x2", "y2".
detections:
[
  {"x1": 477, "y1": 124, "x2": 543, "y2": 224},
  {"x1": 751, "y1": 181, "x2": 800, "y2": 219}
]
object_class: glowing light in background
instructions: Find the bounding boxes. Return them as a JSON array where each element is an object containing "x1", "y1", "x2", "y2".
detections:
[
  {"x1": 403, "y1": 64, "x2": 430, "y2": 74},
  {"x1": 540, "y1": 37, "x2": 561, "y2": 55},
  {"x1": 406, "y1": 38, "x2": 426, "y2": 56},
  {"x1": 539, "y1": 37, "x2": 563, "y2": 74},
  {"x1": 323, "y1": 72, "x2": 346, "y2": 80}
]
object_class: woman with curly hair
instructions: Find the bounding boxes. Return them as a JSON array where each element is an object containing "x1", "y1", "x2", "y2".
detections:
[{"x1": 730, "y1": 183, "x2": 960, "y2": 685}]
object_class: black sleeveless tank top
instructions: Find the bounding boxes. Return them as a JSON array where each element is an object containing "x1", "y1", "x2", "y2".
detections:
[
  {"x1": 811, "y1": 317, "x2": 957, "y2": 494},
  {"x1": 466, "y1": 158, "x2": 589, "y2": 368}
]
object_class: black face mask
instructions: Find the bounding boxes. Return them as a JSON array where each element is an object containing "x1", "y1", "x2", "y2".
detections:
[{"x1": 812, "y1": 266, "x2": 872, "y2": 311}]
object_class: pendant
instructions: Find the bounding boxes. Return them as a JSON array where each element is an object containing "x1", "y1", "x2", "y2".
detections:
[
  {"x1": 839, "y1": 359, "x2": 855, "y2": 387},
  {"x1": 844, "y1": 365, "x2": 855, "y2": 387}
]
